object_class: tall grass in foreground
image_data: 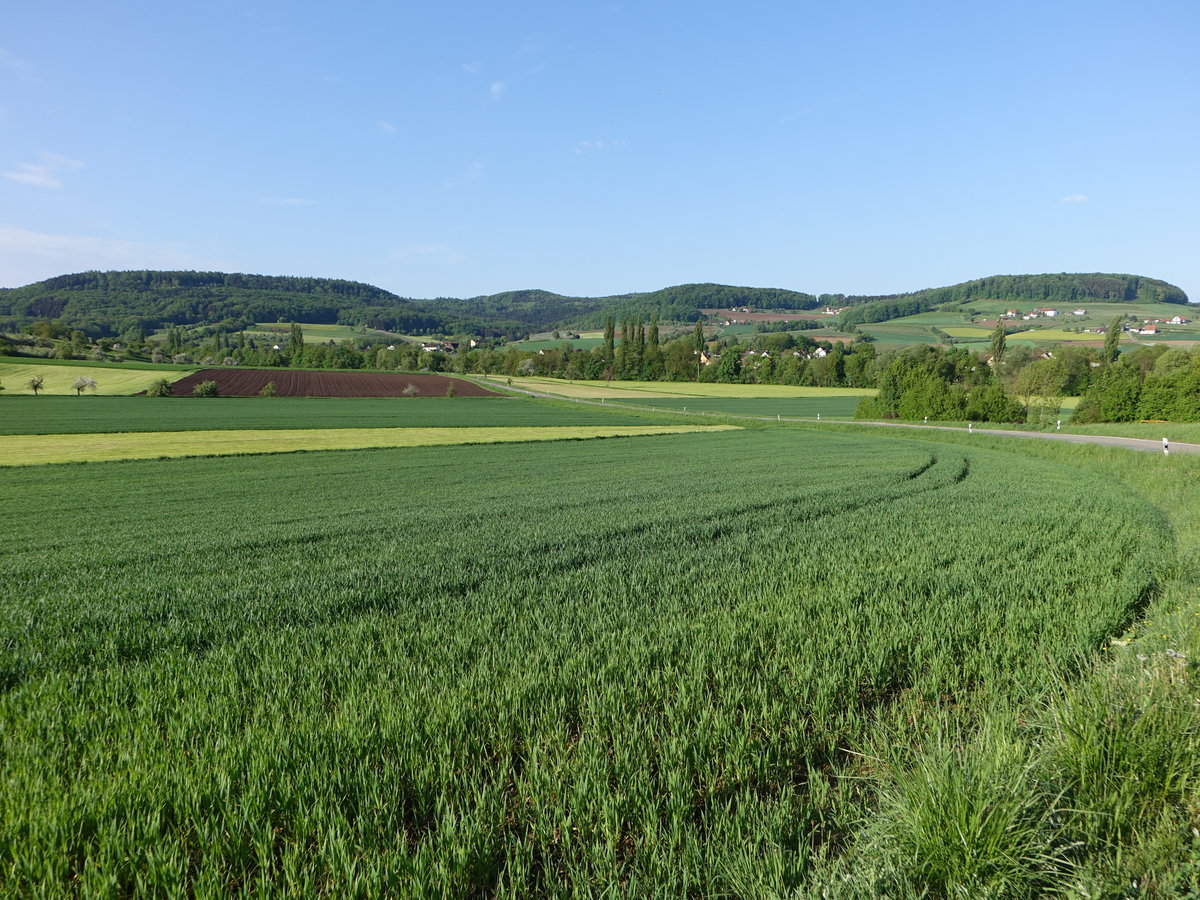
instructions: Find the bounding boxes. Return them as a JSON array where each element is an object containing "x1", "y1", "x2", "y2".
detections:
[
  {"x1": 0, "y1": 428, "x2": 1177, "y2": 896},
  {"x1": 811, "y1": 427, "x2": 1200, "y2": 897}
]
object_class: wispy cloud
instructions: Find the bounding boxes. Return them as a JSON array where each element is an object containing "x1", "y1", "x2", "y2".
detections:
[
  {"x1": 3, "y1": 152, "x2": 83, "y2": 189},
  {"x1": 0, "y1": 225, "x2": 197, "y2": 287},
  {"x1": 377, "y1": 119, "x2": 397, "y2": 135},
  {"x1": 574, "y1": 139, "x2": 625, "y2": 154},
  {"x1": 490, "y1": 81, "x2": 505, "y2": 100},
  {"x1": 1060, "y1": 193, "x2": 1089, "y2": 204},
  {"x1": 0, "y1": 48, "x2": 38, "y2": 84},
  {"x1": 390, "y1": 243, "x2": 465, "y2": 264},
  {"x1": 443, "y1": 161, "x2": 483, "y2": 189},
  {"x1": 260, "y1": 196, "x2": 316, "y2": 207},
  {"x1": 461, "y1": 61, "x2": 482, "y2": 75},
  {"x1": 513, "y1": 34, "x2": 548, "y2": 59}
]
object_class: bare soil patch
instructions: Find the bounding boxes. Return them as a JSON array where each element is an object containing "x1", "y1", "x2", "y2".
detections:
[{"x1": 170, "y1": 369, "x2": 501, "y2": 398}]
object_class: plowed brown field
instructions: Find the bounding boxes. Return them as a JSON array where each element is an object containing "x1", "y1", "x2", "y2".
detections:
[{"x1": 170, "y1": 369, "x2": 501, "y2": 397}]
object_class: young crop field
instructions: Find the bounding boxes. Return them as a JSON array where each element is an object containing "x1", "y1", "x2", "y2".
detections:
[
  {"x1": 0, "y1": 425, "x2": 734, "y2": 466},
  {"x1": 940, "y1": 326, "x2": 993, "y2": 338},
  {"x1": 0, "y1": 362, "x2": 192, "y2": 395},
  {"x1": 0, "y1": 396, "x2": 673, "y2": 435},
  {"x1": 1006, "y1": 328, "x2": 1108, "y2": 342},
  {"x1": 0, "y1": 426, "x2": 1181, "y2": 896}
]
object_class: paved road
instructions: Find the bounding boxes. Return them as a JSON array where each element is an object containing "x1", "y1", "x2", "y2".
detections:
[
  {"x1": 840, "y1": 420, "x2": 1200, "y2": 455},
  {"x1": 469, "y1": 377, "x2": 1200, "y2": 456}
]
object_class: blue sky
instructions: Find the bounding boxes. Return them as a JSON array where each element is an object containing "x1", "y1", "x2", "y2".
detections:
[{"x1": 2, "y1": 0, "x2": 1197, "y2": 302}]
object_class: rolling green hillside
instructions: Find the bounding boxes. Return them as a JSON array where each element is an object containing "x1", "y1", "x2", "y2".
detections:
[
  {"x1": 840, "y1": 273, "x2": 1188, "y2": 327},
  {"x1": 0, "y1": 269, "x2": 1189, "y2": 340}
]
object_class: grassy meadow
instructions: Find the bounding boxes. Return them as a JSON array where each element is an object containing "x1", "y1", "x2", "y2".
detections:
[
  {"x1": 617, "y1": 395, "x2": 863, "y2": 418},
  {"x1": 0, "y1": 361, "x2": 190, "y2": 396},
  {"x1": 5, "y1": 401, "x2": 1200, "y2": 895},
  {"x1": 245, "y1": 323, "x2": 403, "y2": 344}
]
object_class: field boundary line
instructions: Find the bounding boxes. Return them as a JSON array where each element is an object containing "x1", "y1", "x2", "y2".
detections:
[{"x1": 459, "y1": 376, "x2": 1200, "y2": 455}]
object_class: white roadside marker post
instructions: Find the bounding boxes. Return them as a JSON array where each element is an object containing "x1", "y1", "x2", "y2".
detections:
[
  {"x1": 968, "y1": 422, "x2": 973, "y2": 433},
  {"x1": 1164, "y1": 437, "x2": 1170, "y2": 456}
]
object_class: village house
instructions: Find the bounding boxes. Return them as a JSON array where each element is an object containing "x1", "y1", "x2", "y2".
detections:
[{"x1": 1073, "y1": 308, "x2": 1087, "y2": 316}]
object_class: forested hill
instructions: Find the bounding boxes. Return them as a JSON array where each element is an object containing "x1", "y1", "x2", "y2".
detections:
[
  {"x1": 0, "y1": 269, "x2": 1189, "y2": 338},
  {"x1": 0, "y1": 270, "x2": 410, "y2": 336},
  {"x1": 0, "y1": 273, "x2": 821, "y2": 337},
  {"x1": 840, "y1": 273, "x2": 1188, "y2": 326}
]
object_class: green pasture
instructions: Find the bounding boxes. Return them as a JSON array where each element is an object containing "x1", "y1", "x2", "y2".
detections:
[
  {"x1": 882, "y1": 311, "x2": 973, "y2": 327},
  {"x1": 0, "y1": 355, "x2": 193, "y2": 371},
  {"x1": 0, "y1": 362, "x2": 192, "y2": 396},
  {"x1": 0, "y1": 396, "x2": 676, "y2": 435},
  {"x1": 857, "y1": 324, "x2": 944, "y2": 346},
  {"x1": 2, "y1": 426, "x2": 1191, "y2": 895},
  {"x1": 509, "y1": 337, "x2": 605, "y2": 351},
  {"x1": 246, "y1": 322, "x2": 394, "y2": 344},
  {"x1": 617, "y1": 396, "x2": 862, "y2": 418}
]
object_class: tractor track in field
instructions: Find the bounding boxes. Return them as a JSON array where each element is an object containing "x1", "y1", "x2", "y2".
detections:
[{"x1": 466, "y1": 376, "x2": 1200, "y2": 456}]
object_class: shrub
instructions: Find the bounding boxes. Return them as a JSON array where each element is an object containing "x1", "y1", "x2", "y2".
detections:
[
  {"x1": 147, "y1": 378, "x2": 173, "y2": 397},
  {"x1": 192, "y1": 380, "x2": 219, "y2": 398},
  {"x1": 258, "y1": 381, "x2": 277, "y2": 397}
]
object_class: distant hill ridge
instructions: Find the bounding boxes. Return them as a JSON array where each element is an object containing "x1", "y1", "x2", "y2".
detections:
[
  {"x1": 0, "y1": 270, "x2": 1188, "y2": 337},
  {"x1": 840, "y1": 273, "x2": 1189, "y2": 327}
]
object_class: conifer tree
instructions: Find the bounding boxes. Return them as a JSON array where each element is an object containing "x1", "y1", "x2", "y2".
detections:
[
  {"x1": 990, "y1": 319, "x2": 1007, "y2": 366},
  {"x1": 645, "y1": 315, "x2": 663, "y2": 380},
  {"x1": 1103, "y1": 316, "x2": 1122, "y2": 363},
  {"x1": 289, "y1": 322, "x2": 305, "y2": 367},
  {"x1": 615, "y1": 317, "x2": 630, "y2": 379},
  {"x1": 632, "y1": 315, "x2": 644, "y2": 379}
]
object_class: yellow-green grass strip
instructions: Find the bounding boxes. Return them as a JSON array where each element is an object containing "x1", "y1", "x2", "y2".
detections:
[
  {"x1": 1006, "y1": 329, "x2": 1107, "y2": 342},
  {"x1": 0, "y1": 425, "x2": 740, "y2": 466},
  {"x1": 489, "y1": 376, "x2": 876, "y2": 400},
  {"x1": 0, "y1": 363, "x2": 188, "y2": 396},
  {"x1": 942, "y1": 327, "x2": 993, "y2": 338}
]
